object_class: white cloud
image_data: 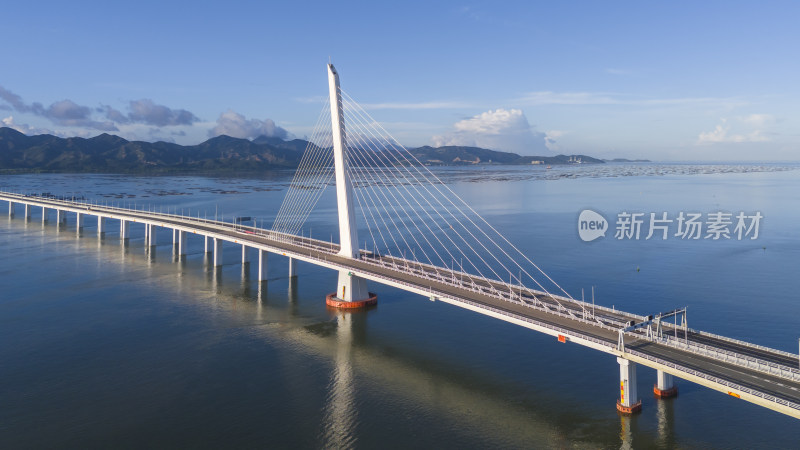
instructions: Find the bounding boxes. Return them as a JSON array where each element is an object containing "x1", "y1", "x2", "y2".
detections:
[
  {"x1": 431, "y1": 108, "x2": 548, "y2": 154},
  {"x1": 125, "y1": 99, "x2": 198, "y2": 126},
  {"x1": 0, "y1": 86, "x2": 118, "y2": 131},
  {"x1": 740, "y1": 113, "x2": 775, "y2": 127},
  {"x1": 209, "y1": 110, "x2": 291, "y2": 140},
  {"x1": 544, "y1": 130, "x2": 565, "y2": 152},
  {"x1": 697, "y1": 117, "x2": 770, "y2": 144},
  {"x1": 2, "y1": 116, "x2": 55, "y2": 135}
]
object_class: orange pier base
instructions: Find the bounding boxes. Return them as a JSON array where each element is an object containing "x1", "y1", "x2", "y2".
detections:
[
  {"x1": 653, "y1": 385, "x2": 678, "y2": 398},
  {"x1": 326, "y1": 292, "x2": 378, "y2": 309},
  {"x1": 616, "y1": 400, "x2": 642, "y2": 414}
]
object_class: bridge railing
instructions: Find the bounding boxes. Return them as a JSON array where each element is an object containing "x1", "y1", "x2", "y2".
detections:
[
  {"x1": 654, "y1": 334, "x2": 800, "y2": 382},
  {"x1": 688, "y1": 327, "x2": 798, "y2": 360},
  {"x1": 348, "y1": 248, "x2": 643, "y2": 328},
  {"x1": 626, "y1": 347, "x2": 800, "y2": 412},
  {"x1": 0, "y1": 192, "x2": 311, "y2": 248},
  {"x1": 353, "y1": 255, "x2": 621, "y2": 350},
  {"x1": 1, "y1": 192, "x2": 240, "y2": 230},
  {"x1": 354, "y1": 252, "x2": 627, "y2": 333}
]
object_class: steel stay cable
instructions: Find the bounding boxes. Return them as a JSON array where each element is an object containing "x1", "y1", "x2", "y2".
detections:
[
  {"x1": 272, "y1": 112, "x2": 334, "y2": 233},
  {"x1": 347, "y1": 160, "x2": 384, "y2": 257},
  {"x1": 342, "y1": 101, "x2": 496, "y2": 285},
  {"x1": 344, "y1": 112, "x2": 468, "y2": 276},
  {"x1": 275, "y1": 105, "x2": 334, "y2": 233},
  {"x1": 342, "y1": 90, "x2": 570, "y2": 302},
  {"x1": 343, "y1": 97, "x2": 571, "y2": 309},
  {"x1": 272, "y1": 101, "x2": 330, "y2": 231},
  {"x1": 344, "y1": 122, "x2": 440, "y2": 269},
  {"x1": 342, "y1": 96, "x2": 516, "y2": 290},
  {"x1": 346, "y1": 157, "x2": 402, "y2": 259},
  {"x1": 273, "y1": 122, "x2": 334, "y2": 234},
  {"x1": 272, "y1": 108, "x2": 331, "y2": 233},
  {"x1": 344, "y1": 120, "x2": 455, "y2": 278},
  {"x1": 340, "y1": 97, "x2": 503, "y2": 285}
]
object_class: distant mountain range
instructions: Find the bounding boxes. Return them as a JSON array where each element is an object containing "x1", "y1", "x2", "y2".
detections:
[{"x1": 0, "y1": 127, "x2": 610, "y2": 174}]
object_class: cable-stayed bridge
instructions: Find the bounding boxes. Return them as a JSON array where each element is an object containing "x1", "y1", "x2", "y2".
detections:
[{"x1": 2, "y1": 64, "x2": 799, "y2": 419}]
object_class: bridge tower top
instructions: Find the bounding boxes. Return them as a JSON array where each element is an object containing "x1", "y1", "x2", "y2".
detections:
[{"x1": 328, "y1": 63, "x2": 360, "y2": 259}]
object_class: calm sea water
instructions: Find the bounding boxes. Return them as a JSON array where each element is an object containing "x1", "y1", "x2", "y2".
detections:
[{"x1": 1, "y1": 164, "x2": 799, "y2": 448}]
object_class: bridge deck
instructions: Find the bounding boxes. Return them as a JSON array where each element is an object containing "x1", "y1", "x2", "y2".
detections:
[{"x1": 3, "y1": 192, "x2": 799, "y2": 418}]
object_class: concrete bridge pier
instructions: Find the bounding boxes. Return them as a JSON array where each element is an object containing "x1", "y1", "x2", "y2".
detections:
[
  {"x1": 24, "y1": 204, "x2": 31, "y2": 220},
  {"x1": 617, "y1": 357, "x2": 642, "y2": 414},
  {"x1": 177, "y1": 230, "x2": 187, "y2": 258},
  {"x1": 241, "y1": 245, "x2": 249, "y2": 266},
  {"x1": 288, "y1": 257, "x2": 297, "y2": 278},
  {"x1": 42, "y1": 206, "x2": 48, "y2": 223},
  {"x1": 654, "y1": 370, "x2": 677, "y2": 398},
  {"x1": 120, "y1": 219, "x2": 130, "y2": 240},
  {"x1": 258, "y1": 249, "x2": 268, "y2": 281},
  {"x1": 325, "y1": 270, "x2": 376, "y2": 309},
  {"x1": 56, "y1": 209, "x2": 66, "y2": 227},
  {"x1": 204, "y1": 236, "x2": 210, "y2": 253},
  {"x1": 8, "y1": 201, "x2": 14, "y2": 217},
  {"x1": 75, "y1": 213, "x2": 83, "y2": 232},
  {"x1": 213, "y1": 238, "x2": 223, "y2": 267},
  {"x1": 145, "y1": 224, "x2": 156, "y2": 246},
  {"x1": 97, "y1": 216, "x2": 105, "y2": 236}
]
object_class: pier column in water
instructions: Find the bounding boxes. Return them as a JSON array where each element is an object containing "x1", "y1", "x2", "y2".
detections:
[
  {"x1": 654, "y1": 370, "x2": 677, "y2": 398},
  {"x1": 97, "y1": 216, "x2": 105, "y2": 235},
  {"x1": 147, "y1": 224, "x2": 157, "y2": 246},
  {"x1": 204, "y1": 236, "x2": 210, "y2": 253},
  {"x1": 213, "y1": 238, "x2": 223, "y2": 267},
  {"x1": 56, "y1": 209, "x2": 65, "y2": 226},
  {"x1": 258, "y1": 250, "x2": 268, "y2": 281},
  {"x1": 241, "y1": 244, "x2": 249, "y2": 265},
  {"x1": 24, "y1": 204, "x2": 31, "y2": 220},
  {"x1": 326, "y1": 268, "x2": 375, "y2": 309},
  {"x1": 288, "y1": 257, "x2": 296, "y2": 278},
  {"x1": 120, "y1": 220, "x2": 129, "y2": 240},
  {"x1": 616, "y1": 357, "x2": 641, "y2": 414},
  {"x1": 42, "y1": 206, "x2": 48, "y2": 223},
  {"x1": 8, "y1": 201, "x2": 14, "y2": 217},
  {"x1": 177, "y1": 230, "x2": 187, "y2": 257},
  {"x1": 76, "y1": 213, "x2": 83, "y2": 231}
]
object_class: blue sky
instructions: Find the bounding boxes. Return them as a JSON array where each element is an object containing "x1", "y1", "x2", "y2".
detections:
[{"x1": 1, "y1": 1, "x2": 798, "y2": 160}]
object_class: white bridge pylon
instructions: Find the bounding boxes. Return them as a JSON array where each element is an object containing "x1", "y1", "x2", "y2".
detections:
[
  {"x1": 328, "y1": 64, "x2": 359, "y2": 260},
  {"x1": 328, "y1": 64, "x2": 371, "y2": 306}
]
